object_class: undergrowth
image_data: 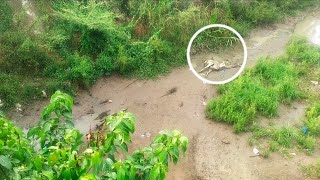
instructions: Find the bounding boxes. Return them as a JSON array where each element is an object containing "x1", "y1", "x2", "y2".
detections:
[{"x1": 0, "y1": 0, "x2": 319, "y2": 111}]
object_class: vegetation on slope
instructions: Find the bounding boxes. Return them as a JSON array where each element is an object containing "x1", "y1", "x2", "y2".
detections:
[{"x1": 0, "y1": 0, "x2": 319, "y2": 110}]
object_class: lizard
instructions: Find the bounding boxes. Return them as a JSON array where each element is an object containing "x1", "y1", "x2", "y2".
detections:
[{"x1": 198, "y1": 59, "x2": 242, "y2": 77}]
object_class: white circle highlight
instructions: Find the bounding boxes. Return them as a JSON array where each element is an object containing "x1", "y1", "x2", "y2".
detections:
[{"x1": 187, "y1": 24, "x2": 248, "y2": 85}]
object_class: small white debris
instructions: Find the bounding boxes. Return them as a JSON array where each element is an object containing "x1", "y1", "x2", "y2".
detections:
[
  {"x1": 15, "y1": 103, "x2": 22, "y2": 112},
  {"x1": 145, "y1": 132, "x2": 151, "y2": 138},
  {"x1": 290, "y1": 152, "x2": 296, "y2": 156},
  {"x1": 253, "y1": 147, "x2": 260, "y2": 156},
  {"x1": 311, "y1": 81, "x2": 319, "y2": 85},
  {"x1": 41, "y1": 90, "x2": 47, "y2": 98},
  {"x1": 108, "y1": 99, "x2": 112, "y2": 103},
  {"x1": 202, "y1": 102, "x2": 207, "y2": 106},
  {"x1": 141, "y1": 132, "x2": 151, "y2": 138}
]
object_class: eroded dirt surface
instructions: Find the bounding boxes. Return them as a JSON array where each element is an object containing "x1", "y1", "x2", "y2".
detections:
[{"x1": 8, "y1": 9, "x2": 320, "y2": 180}]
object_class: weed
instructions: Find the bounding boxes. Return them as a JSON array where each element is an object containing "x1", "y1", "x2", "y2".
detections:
[
  {"x1": 303, "y1": 159, "x2": 320, "y2": 178},
  {"x1": 286, "y1": 38, "x2": 320, "y2": 65},
  {"x1": 206, "y1": 58, "x2": 302, "y2": 132}
]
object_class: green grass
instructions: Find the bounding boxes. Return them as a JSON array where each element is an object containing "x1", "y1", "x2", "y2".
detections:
[
  {"x1": 286, "y1": 38, "x2": 320, "y2": 65},
  {"x1": 206, "y1": 58, "x2": 301, "y2": 132},
  {"x1": 303, "y1": 160, "x2": 320, "y2": 178},
  {"x1": 0, "y1": 0, "x2": 319, "y2": 111},
  {"x1": 207, "y1": 37, "x2": 320, "y2": 157},
  {"x1": 249, "y1": 126, "x2": 316, "y2": 157}
]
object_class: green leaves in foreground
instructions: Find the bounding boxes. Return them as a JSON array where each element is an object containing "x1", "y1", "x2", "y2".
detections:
[{"x1": 0, "y1": 91, "x2": 188, "y2": 179}]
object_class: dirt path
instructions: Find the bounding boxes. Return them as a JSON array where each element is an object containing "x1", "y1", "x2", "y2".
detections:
[{"x1": 9, "y1": 9, "x2": 320, "y2": 180}]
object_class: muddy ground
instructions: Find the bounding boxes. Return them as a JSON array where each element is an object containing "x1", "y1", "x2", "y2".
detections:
[{"x1": 8, "y1": 8, "x2": 320, "y2": 180}]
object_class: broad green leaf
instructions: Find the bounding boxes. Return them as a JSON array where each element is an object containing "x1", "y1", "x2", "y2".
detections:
[
  {"x1": 0, "y1": 155, "x2": 12, "y2": 169},
  {"x1": 27, "y1": 127, "x2": 40, "y2": 138},
  {"x1": 117, "y1": 165, "x2": 126, "y2": 180},
  {"x1": 42, "y1": 171, "x2": 54, "y2": 179},
  {"x1": 119, "y1": 143, "x2": 128, "y2": 152},
  {"x1": 80, "y1": 174, "x2": 97, "y2": 180},
  {"x1": 149, "y1": 164, "x2": 160, "y2": 180},
  {"x1": 33, "y1": 156, "x2": 43, "y2": 170}
]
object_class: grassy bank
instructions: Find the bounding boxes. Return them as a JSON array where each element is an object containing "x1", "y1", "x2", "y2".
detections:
[
  {"x1": 206, "y1": 38, "x2": 320, "y2": 156},
  {"x1": 0, "y1": 0, "x2": 319, "y2": 110}
]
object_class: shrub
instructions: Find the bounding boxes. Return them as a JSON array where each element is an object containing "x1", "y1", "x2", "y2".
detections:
[
  {"x1": 64, "y1": 53, "x2": 96, "y2": 87},
  {"x1": 0, "y1": 91, "x2": 189, "y2": 179}
]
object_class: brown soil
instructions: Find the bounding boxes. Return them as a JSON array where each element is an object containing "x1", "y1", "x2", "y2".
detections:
[{"x1": 8, "y1": 9, "x2": 320, "y2": 180}]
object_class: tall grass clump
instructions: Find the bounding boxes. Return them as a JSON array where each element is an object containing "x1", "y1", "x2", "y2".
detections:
[
  {"x1": 286, "y1": 38, "x2": 320, "y2": 65},
  {"x1": 206, "y1": 58, "x2": 301, "y2": 132},
  {"x1": 207, "y1": 74, "x2": 279, "y2": 133}
]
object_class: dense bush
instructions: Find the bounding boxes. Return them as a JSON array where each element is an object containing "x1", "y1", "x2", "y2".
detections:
[
  {"x1": 0, "y1": 0, "x2": 319, "y2": 110},
  {"x1": 0, "y1": 91, "x2": 188, "y2": 179}
]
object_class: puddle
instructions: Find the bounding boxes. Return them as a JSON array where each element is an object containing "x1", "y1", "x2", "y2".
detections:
[{"x1": 295, "y1": 13, "x2": 320, "y2": 45}]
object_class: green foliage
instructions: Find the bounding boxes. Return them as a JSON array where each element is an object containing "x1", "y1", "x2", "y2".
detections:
[
  {"x1": 0, "y1": 117, "x2": 34, "y2": 178},
  {"x1": 250, "y1": 126, "x2": 316, "y2": 156},
  {"x1": 286, "y1": 38, "x2": 320, "y2": 65},
  {"x1": 207, "y1": 74, "x2": 278, "y2": 132},
  {"x1": 0, "y1": 0, "x2": 13, "y2": 33},
  {"x1": 304, "y1": 160, "x2": 320, "y2": 178},
  {"x1": 1, "y1": 0, "x2": 319, "y2": 110},
  {"x1": 0, "y1": 91, "x2": 188, "y2": 179},
  {"x1": 64, "y1": 53, "x2": 96, "y2": 87},
  {"x1": 0, "y1": 31, "x2": 52, "y2": 75},
  {"x1": 305, "y1": 103, "x2": 320, "y2": 136},
  {"x1": 206, "y1": 58, "x2": 301, "y2": 132}
]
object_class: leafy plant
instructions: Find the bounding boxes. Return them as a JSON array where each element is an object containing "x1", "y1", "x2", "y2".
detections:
[{"x1": 0, "y1": 91, "x2": 188, "y2": 179}]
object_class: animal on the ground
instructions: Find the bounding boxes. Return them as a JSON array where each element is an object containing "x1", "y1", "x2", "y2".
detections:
[{"x1": 198, "y1": 59, "x2": 241, "y2": 77}]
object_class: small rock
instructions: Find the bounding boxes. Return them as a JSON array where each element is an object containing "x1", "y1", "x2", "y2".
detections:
[
  {"x1": 74, "y1": 100, "x2": 80, "y2": 105},
  {"x1": 108, "y1": 99, "x2": 112, "y2": 103},
  {"x1": 179, "y1": 102, "x2": 184, "y2": 107},
  {"x1": 221, "y1": 139, "x2": 230, "y2": 144}
]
